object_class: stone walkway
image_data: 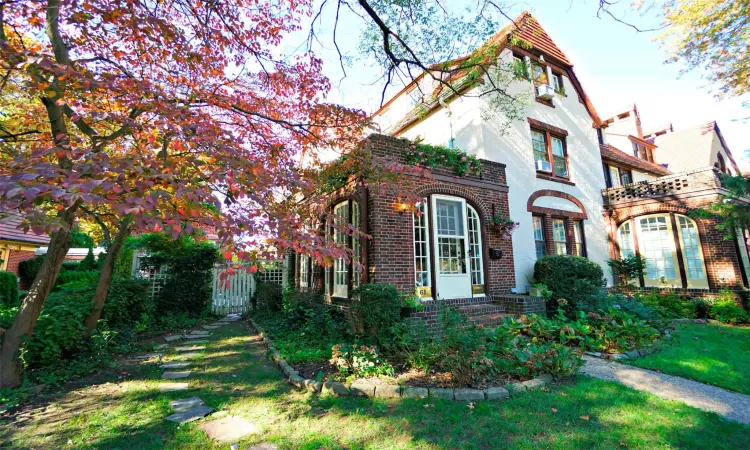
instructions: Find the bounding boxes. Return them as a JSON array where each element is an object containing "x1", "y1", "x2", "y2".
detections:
[
  {"x1": 581, "y1": 356, "x2": 750, "y2": 425},
  {"x1": 143, "y1": 314, "x2": 261, "y2": 442}
]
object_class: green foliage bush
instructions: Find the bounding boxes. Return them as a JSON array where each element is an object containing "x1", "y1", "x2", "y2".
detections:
[
  {"x1": 56, "y1": 270, "x2": 100, "y2": 287},
  {"x1": 330, "y1": 343, "x2": 394, "y2": 378},
  {"x1": 709, "y1": 291, "x2": 749, "y2": 324},
  {"x1": 350, "y1": 283, "x2": 403, "y2": 347},
  {"x1": 534, "y1": 255, "x2": 606, "y2": 317},
  {"x1": 0, "y1": 271, "x2": 19, "y2": 306},
  {"x1": 256, "y1": 281, "x2": 283, "y2": 311},
  {"x1": 636, "y1": 290, "x2": 697, "y2": 319},
  {"x1": 78, "y1": 247, "x2": 98, "y2": 271},
  {"x1": 137, "y1": 234, "x2": 218, "y2": 316},
  {"x1": 18, "y1": 256, "x2": 44, "y2": 287},
  {"x1": 100, "y1": 279, "x2": 152, "y2": 328}
]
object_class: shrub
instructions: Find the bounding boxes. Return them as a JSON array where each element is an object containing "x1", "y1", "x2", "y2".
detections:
[
  {"x1": 592, "y1": 293, "x2": 670, "y2": 330},
  {"x1": 78, "y1": 247, "x2": 98, "y2": 271},
  {"x1": 580, "y1": 308, "x2": 660, "y2": 353},
  {"x1": 330, "y1": 343, "x2": 394, "y2": 378},
  {"x1": 55, "y1": 270, "x2": 100, "y2": 288},
  {"x1": 438, "y1": 307, "x2": 494, "y2": 385},
  {"x1": 534, "y1": 255, "x2": 606, "y2": 317},
  {"x1": 389, "y1": 321, "x2": 440, "y2": 372},
  {"x1": 100, "y1": 279, "x2": 152, "y2": 328},
  {"x1": 256, "y1": 281, "x2": 283, "y2": 311},
  {"x1": 350, "y1": 283, "x2": 403, "y2": 347},
  {"x1": 636, "y1": 290, "x2": 696, "y2": 319},
  {"x1": 608, "y1": 254, "x2": 647, "y2": 285},
  {"x1": 18, "y1": 256, "x2": 44, "y2": 287},
  {"x1": 709, "y1": 291, "x2": 749, "y2": 324},
  {"x1": 0, "y1": 272, "x2": 19, "y2": 306}
]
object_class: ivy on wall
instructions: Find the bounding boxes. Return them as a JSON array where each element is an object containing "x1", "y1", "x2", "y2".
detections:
[{"x1": 405, "y1": 138, "x2": 482, "y2": 176}]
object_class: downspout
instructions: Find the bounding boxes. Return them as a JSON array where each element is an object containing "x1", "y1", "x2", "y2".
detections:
[{"x1": 438, "y1": 97, "x2": 455, "y2": 149}]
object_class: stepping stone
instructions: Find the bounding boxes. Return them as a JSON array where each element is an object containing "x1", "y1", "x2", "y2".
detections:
[
  {"x1": 188, "y1": 331, "x2": 211, "y2": 336},
  {"x1": 165, "y1": 335, "x2": 184, "y2": 342},
  {"x1": 134, "y1": 353, "x2": 162, "y2": 360},
  {"x1": 159, "y1": 382, "x2": 190, "y2": 392},
  {"x1": 175, "y1": 346, "x2": 206, "y2": 352},
  {"x1": 162, "y1": 371, "x2": 192, "y2": 379},
  {"x1": 183, "y1": 339, "x2": 208, "y2": 345},
  {"x1": 202, "y1": 325, "x2": 219, "y2": 330},
  {"x1": 186, "y1": 334, "x2": 210, "y2": 340},
  {"x1": 162, "y1": 361, "x2": 192, "y2": 369},
  {"x1": 170, "y1": 397, "x2": 204, "y2": 413},
  {"x1": 248, "y1": 444, "x2": 278, "y2": 450},
  {"x1": 165, "y1": 405, "x2": 214, "y2": 424},
  {"x1": 210, "y1": 322, "x2": 227, "y2": 326},
  {"x1": 197, "y1": 415, "x2": 259, "y2": 441},
  {"x1": 154, "y1": 344, "x2": 170, "y2": 350},
  {"x1": 175, "y1": 352, "x2": 202, "y2": 359}
]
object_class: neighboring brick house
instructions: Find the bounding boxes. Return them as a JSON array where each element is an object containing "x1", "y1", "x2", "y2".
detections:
[
  {"x1": 0, "y1": 212, "x2": 51, "y2": 278},
  {"x1": 292, "y1": 11, "x2": 748, "y2": 323},
  {"x1": 599, "y1": 107, "x2": 749, "y2": 295}
]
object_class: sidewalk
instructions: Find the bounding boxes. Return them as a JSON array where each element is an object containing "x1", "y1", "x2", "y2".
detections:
[{"x1": 581, "y1": 356, "x2": 750, "y2": 425}]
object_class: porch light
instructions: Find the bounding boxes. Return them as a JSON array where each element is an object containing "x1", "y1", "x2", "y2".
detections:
[{"x1": 398, "y1": 203, "x2": 409, "y2": 215}]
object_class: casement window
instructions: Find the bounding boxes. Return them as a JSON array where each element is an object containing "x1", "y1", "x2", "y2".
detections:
[
  {"x1": 411, "y1": 195, "x2": 485, "y2": 299},
  {"x1": 299, "y1": 255, "x2": 310, "y2": 289},
  {"x1": 412, "y1": 201, "x2": 431, "y2": 298},
  {"x1": 552, "y1": 219, "x2": 567, "y2": 255},
  {"x1": 603, "y1": 163, "x2": 633, "y2": 188},
  {"x1": 609, "y1": 166, "x2": 621, "y2": 188},
  {"x1": 533, "y1": 216, "x2": 546, "y2": 259},
  {"x1": 532, "y1": 128, "x2": 568, "y2": 178},
  {"x1": 617, "y1": 214, "x2": 708, "y2": 288},
  {"x1": 328, "y1": 200, "x2": 361, "y2": 298},
  {"x1": 532, "y1": 62, "x2": 547, "y2": 86},
  {"x1": 551, "y1": 73, "x2": 564, "y2": 93},
  {"x1": 573, "y1": 221, "x2": 585, "y2": 257}
]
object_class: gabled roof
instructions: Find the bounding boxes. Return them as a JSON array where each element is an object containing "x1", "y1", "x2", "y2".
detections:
[
  {"x1": 600, "y1": 144, "x2": 671, "y2": 176},
  {"x1": 0, "y1": 212, "x2": 51, "y2": 245},
  {"x1": 653, "y1": 120, "x2": 741, "y2": 174},
  {"x1": 372, "y1": 11, "x2": 602, "y2": 134}
]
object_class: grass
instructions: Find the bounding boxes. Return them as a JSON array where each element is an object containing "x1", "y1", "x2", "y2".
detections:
[
  {"x1": 1, "y1": 320, "x2": 748, "y2": 449},
  {"x1": 625, "y1": 322, "x2": 750, "y2": 395}
]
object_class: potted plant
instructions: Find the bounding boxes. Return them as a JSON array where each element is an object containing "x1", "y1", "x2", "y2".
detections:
[{"x1": 489, "y1": 213, "x2": 520, "y2": 240}]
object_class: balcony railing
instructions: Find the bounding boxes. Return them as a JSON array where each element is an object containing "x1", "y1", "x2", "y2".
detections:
[{"x1": 602, "y1": 167, "x2": 723, "y2": 207}]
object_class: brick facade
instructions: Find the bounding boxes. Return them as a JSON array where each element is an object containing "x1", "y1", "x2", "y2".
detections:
[
  {"x1": 5, "y1": 249, "x2": 35, "y2": 284},
  {"x1": 603, "y1": 169, "x2": 749, "y2": 292}
]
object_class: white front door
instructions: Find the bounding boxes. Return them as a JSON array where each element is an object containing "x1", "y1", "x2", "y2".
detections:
[{"x1": 432, "y1": 196, "x2": 472, "y2": 299}]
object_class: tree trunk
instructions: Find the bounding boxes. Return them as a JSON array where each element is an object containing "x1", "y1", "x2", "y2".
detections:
[
  {"x1": 84, "y1": 219, "x2": 132, "y2": 336},
  {"x1": 0, "y1": 204, "x2": 77, "y2": 388}
]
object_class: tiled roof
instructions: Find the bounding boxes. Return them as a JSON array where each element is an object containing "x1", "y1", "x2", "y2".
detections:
[
  {"x1": 0, "y1": 212, "x2": 51, "y2": 245},
  {"x1": 509, "y1": 12, "x2": 572, "y2": 66},
  {"x1": 600, "y1": 144, "x2": 671, "y2": 176}
]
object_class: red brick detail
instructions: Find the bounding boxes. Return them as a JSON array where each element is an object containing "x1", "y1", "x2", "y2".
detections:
[
  {"x1": 606, "y1": 194, "x2": 745, "y2": 290},
  {"x1": 5, "y1": 249, "x2": 35, "y2": 281},
  {"x1": 527, "y1": 189, "x2": 588, "y2": 220},
  {"x1": 527, "y1": 118, "x2": 568, "y2": 136}
]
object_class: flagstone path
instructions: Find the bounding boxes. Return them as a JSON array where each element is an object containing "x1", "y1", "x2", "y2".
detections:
[
  {"x1": 152, "y1": 314, "x2": 260, "y2": 442},
  {"x1": 582, "y1": 356, "x2": 750, "y2": 425}
]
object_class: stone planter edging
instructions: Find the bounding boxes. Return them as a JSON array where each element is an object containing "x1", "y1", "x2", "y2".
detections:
[{"x1": 248, "y1": 317, "x2": 552, "y2": 402}]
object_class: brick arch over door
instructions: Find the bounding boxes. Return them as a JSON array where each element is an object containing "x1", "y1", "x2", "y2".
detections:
[
  {"x1": 413, "y1": 183, "x2": 495, "y2": 221},
  {"x1": 610, "y1": 203, "x2": 697, "y2": 227},
  {"x1": 527, "y1": 189, "x2": 587, "y2": 220}
]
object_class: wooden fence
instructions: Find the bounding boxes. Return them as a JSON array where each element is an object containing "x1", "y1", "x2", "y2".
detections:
[{"x1": 210, "y1": 266, "x2": 256, "y2": 315}]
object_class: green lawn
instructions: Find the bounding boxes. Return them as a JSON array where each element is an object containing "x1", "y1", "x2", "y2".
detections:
[
  {"x1": 1, "y1": 321, "x2": 748, "y2": 449},
  {"x1": 626, "y1": 322, "x2": 750, "y2": 395}
]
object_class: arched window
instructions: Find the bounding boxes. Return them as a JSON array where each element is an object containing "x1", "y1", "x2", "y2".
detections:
[
  {"x1": 617, "y1": 214, "x2": 707, "y2": 288},
  {"x1": 323, "y1": 200, "x2": 361, "y2": 298},
  {"x1": 412, "y1": 195, "x2": 485, "y2": 299}
]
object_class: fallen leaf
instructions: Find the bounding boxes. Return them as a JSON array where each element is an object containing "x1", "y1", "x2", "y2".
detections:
[
  {"x1": 580, "y1": 415, "x2": 590, "y2": 421},
  {"x1": 467, "y1": 402, "x2": 475, "y2": 410},
  {"x1": 559, "y1": 392, "x2": 569, "y2": 397},
  {"x1": 551, "y1": 408, "x2": 558, "y2": 413}
]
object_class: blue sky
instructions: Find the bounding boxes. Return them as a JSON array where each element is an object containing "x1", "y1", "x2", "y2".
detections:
[{"x1": 284, "y1": 0, "x2": 749, "y2": 167}]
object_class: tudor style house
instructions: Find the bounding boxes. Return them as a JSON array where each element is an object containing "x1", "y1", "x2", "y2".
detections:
[{"x1": 292, "y1": 11, "x2": 749, "y2": 324}]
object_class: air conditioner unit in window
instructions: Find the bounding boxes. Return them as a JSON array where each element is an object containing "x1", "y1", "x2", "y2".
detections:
[
  {"x1": 536, "y1": 84, "x2": 555, "y2": 100},
  {"x1": 535, "y1": 160, "x2": 552, "y2": 173}
]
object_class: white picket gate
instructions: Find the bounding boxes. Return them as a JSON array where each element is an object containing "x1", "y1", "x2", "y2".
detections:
[{"x1": 211, "y1": 266, "x2": 255, "y2": 315}]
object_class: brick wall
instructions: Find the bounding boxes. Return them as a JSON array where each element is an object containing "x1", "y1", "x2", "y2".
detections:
[
  {"x1": 493, "y1": 294, "x2": 547, "y2": 316},
  {"x1": 362, "y1": 134, "x2": 516, "y2": 297},
  {"x1": 5, "y1": 249, "x2": 35, "y2": 284},
  {"x1": 607, "y1": 195, "x2": 746, "y2": 290}
]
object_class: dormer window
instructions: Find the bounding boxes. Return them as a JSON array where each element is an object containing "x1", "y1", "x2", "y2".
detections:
[
  {"x1": 631, "y1": 141, "x2": 654, "y2": 162},
  {"x1": 551, "y1": 73, "x2": 564, "y2": 94}
]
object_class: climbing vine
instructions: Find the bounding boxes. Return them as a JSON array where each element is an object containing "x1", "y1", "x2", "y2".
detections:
[{"x1": 404, "y1": 138, "x2": 483, "y2": 176}]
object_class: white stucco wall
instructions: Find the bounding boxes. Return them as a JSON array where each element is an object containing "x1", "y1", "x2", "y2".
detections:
[
  {"x1": 631, "y1": 170, "x2": 656, "y2": 183},
  {"x1": 397, "y1": 49, "x2": 613, "y2": 291}
]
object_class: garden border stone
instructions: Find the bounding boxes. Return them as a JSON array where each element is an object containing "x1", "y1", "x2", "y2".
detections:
[{"x1": 247, "y1": 317, "x2": 554, "y2": 403}]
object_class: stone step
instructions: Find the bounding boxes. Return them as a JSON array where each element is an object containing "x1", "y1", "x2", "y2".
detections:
[
  {"x1": 456, "y1": 303, "x2": 506, "y2": 316},
  {"x1": 162, "y1": 371, "x2": 192, "y2": 379},
  {"x1": 466, "y1": 312, "x2": 512, "y2": 329}
]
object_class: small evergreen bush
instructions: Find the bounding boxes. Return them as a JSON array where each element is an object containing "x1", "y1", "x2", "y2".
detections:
[
  {"x1": 709, "y1": 291, "x2": 749, "y2": 324},
  {"x1": 256, "y1": 281, "x2": 284, "y2": 311},
  {"x1": 636, "y1": 290, "x2": 697, "y2": 319},
  {"x1": 350, "y1": 283, "x2": 403, "y2": 347},
  {"x1": 534, "y1": 255, "x2": 606, "y2": 317},
  {"x1": 78, "y1": 247, "x2": 98, "y2": 271},
  {"x1": 0, "y1": 271, "x2": 19, "y2": 306}
]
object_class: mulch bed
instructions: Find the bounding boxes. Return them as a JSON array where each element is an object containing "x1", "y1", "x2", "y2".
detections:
[{"x1": 291, "y1": 360, "x2": 527, "y2": 390}]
